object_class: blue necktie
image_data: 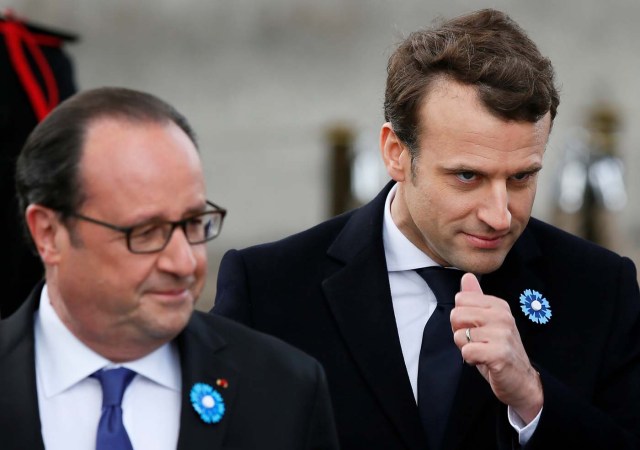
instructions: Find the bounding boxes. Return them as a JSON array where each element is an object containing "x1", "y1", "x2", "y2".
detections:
[
  {"x1": 92, "y1": 367, "x2": 136, "y2": 450},
  {"x1": 415, "y1": 267, "x2": 464, "y2": 450}
]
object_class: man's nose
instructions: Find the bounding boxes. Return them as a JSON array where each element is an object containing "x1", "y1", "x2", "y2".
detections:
[
  {"x1": 477, "y1": 182, "x2": 511, "y2": 232},
  {"x1": 157, "y1": 227, "x2": 198, "y2": 276}
]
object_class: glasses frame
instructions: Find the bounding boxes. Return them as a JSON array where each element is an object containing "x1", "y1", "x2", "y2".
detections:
[{"x1": 67, "y1": 200, "x2": 227, "y2": 254}]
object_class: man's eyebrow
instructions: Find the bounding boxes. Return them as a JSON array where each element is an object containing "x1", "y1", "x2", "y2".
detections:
[
  {"x1": 123, "y1": 214, "x2": 166, "y2": 227},
  {"x1": 514, "y1": 164, "x2": 543, "y2": 174},
  {"x1": 442, "y1": 165, "x2": 486, "y2": 175},
  {"x1": 442, "y1": 163, "x2": 542, "y2": 176},
  {"x1": 125, "y1": 203, "x2": 208, "y2": 226},
  {"x1": 183, "y1": 202, "x2": 209, "y2": 216}
]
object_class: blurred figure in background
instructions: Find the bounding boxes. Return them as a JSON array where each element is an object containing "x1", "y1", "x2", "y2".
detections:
[{"x1": 0, "y1": 12, "x2": 77, "y2": 318}]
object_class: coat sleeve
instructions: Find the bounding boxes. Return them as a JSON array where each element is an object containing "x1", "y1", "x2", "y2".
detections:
[
  {"x1": 211, "y1": 249, "x2": 253, "y2": 326},
  {"x1": 523, "y1": 256, "x2": 640, "y2": 449},
  {"x1": 304, "y1": 361, "x2": 340, "y2": 450}
]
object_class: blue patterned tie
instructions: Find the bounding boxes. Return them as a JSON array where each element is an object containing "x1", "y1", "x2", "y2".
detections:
[
  {"x1": 92, "y1": 368, "x2": 136, "y2": 450},
  {"x1": 414, "y1": 267, "x2": 464, "y2": 450}
]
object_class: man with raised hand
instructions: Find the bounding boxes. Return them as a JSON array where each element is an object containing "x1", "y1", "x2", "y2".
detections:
[{"x1": 214, "y1": 9, "x2": 640, "y2": 449}]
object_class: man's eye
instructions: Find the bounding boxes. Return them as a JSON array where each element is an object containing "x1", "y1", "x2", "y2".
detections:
[
  {"x1": 131, "y1": 224, "x2": 161, "y2": 240},
  {"x1": 456, "y1": 172, "x2": 476, "y2": 182},
  {"x1": 184, "y1": 217, "x2": 203, "y2": 232},
  {"x1": 511, "y1": 172, "x2": 531, "y2": 181}
]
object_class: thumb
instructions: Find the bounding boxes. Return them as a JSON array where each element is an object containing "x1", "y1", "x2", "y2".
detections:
[{"x1": 460, "y1": 272, "x2": 483, "y2": 293}]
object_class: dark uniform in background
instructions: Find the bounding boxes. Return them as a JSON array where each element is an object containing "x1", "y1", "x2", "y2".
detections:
[{"x1": 0, "y1": 14, "x2": 77, "y2": 317}]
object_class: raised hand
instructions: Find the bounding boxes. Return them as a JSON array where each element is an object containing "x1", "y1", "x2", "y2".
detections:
[{"x1": 451, "y1": 273, "x2": 543, "y2": 423}]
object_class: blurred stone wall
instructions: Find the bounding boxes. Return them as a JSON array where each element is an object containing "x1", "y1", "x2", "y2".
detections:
[{"x1": 6, "y1": 0, "x2": 640, "y2": 310}]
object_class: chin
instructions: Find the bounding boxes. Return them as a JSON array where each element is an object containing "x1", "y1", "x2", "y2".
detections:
[
  {"x1": 148, "y1": 318, "x2": 191, "y2": 341},
  {"x1": 473, "y1": 258, "x2": 507, "y2": 275},
  {"x1": 453, "y1": 252, "x2": 507, "y2": 275}
]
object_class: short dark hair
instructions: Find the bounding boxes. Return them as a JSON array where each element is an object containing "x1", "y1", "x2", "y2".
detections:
[
  {"x1": 15, "y1": 87, "x2": 197, "y2": 246},
  {"x1": 384, "y1": 8, "x2": 560, "y2": 155}
]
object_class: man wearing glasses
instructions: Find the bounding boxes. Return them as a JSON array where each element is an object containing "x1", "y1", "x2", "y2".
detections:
[{"x1": 0, "y1": 87, "x2": 338, "y2": 450}]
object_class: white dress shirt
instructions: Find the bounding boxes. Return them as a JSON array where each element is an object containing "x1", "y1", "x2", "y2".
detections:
[
  {"x1": 382, "y1": 184, "x2": 539, "y2": 444},
  {"x1": 34, "y1": 285, "x2": 182, "y2": 450}
]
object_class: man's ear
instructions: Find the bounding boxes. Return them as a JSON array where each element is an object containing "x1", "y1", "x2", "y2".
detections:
[
  {"x1": 380, "y1": 122, "x2": 410, "y2": 182},
  {"x1": 25, "y1": 205, "x2": 64, "y2": 264}
]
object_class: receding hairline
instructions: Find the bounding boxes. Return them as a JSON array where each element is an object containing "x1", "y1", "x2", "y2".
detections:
[
  {"x1": 54, "y1": 86, "x2": 198, "y2": 147},
  {"x1": 408, "y1": 77, "x2": 553, "y2": 161},
  {"x1": 82, "y1": 112, "x2": 187, "y2": 134},
  {"x1": 417, "y1": 75, "x2": 554, "y2": 136}
]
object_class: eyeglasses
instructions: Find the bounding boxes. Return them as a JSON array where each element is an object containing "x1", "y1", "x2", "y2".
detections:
[{"x1": 68, "y1": 200, "x2": 227, "y2": 254}]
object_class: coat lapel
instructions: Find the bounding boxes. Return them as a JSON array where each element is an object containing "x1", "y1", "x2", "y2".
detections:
[
  {"x1": 176, "y1": 313, "x2": 239, "y2": 450},
  {"x1": 323, "y1": 183, "x2": 427, "y2": 450},
  {"x1": 0, "y1": 284, "x2": 46, "y2": 450}
]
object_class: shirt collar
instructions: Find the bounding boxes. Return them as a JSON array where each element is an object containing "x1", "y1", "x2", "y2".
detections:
[
  {"x1": 35, "y1": 285, "x2": 181, "y2": 399},
  {"x1": 382, "y1": 183, "x2": 439, "y2": 272}
]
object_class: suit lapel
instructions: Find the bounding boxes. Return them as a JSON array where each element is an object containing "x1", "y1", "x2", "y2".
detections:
[
  {"x1": 0, "y1": 284, "x2": 46, "y2": 450},
  {"x1": 176, "y1": 313, "x2": 239, "y2": 450},
  {"x1": 323, "y1": 183, "x2": 427, "y2": 450}
]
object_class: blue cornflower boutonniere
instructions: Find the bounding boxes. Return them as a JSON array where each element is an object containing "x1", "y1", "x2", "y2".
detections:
[
  {"x1": 190, "y1": 382, "x2": 226, "y2": 424},
  {"x1": 519, "y1": 289, "x2": 552, "y2": 324}
]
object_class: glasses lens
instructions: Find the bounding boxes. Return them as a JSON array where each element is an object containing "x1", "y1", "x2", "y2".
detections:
[
  {"x1": 127, "y1": 210, "x2": 224, "y2": 253},
  {"x1": 129, "y1": 223, "x2": 169, "y2": 253},
  {"x1": 185, "y1": 211, "x2": 222, "y2": 244}
]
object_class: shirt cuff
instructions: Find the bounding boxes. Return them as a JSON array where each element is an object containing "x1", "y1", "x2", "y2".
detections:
[{"x1": 507, "y1": 405, "x2": 542, "y2": 445}]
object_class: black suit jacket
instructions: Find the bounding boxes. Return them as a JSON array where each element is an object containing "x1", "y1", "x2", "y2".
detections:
[
  {"x1": 0, "y1": 283, "x2": 339, "y2": 450},
  {"x1": 213, "y1": 182, "x2": 640, "y2": 450}
]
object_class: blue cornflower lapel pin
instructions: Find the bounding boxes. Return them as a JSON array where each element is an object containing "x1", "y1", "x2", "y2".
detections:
[
  {"x1": 190, "y1": 382, "x2": 226, "y2": 424},
  {"x1": 519, "y1": 289, "x2": 552, "y2": 324}
]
